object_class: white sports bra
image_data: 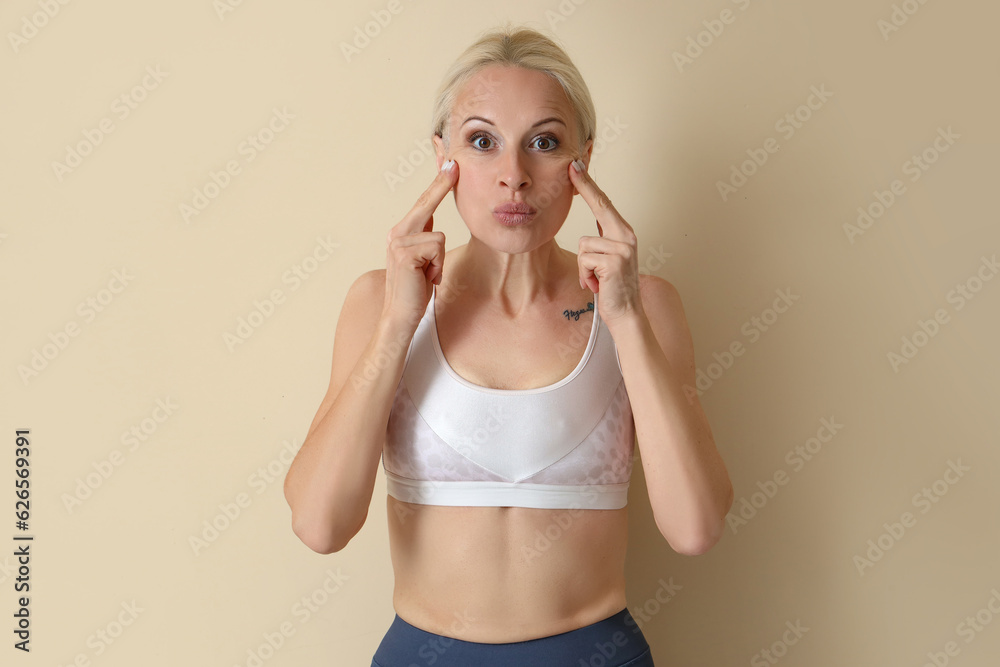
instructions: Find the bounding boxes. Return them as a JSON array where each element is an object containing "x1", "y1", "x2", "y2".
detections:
[{"x1": 382, "y1": 284, "x2": 636, "y2": 510}]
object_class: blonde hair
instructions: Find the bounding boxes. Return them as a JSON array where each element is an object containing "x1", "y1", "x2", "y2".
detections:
[{"x1": 431, "y1": 24, "x2": 596, "y2": 154}]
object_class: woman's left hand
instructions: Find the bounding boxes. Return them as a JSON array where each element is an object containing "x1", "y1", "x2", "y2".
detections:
[{"x1": 568, "y1": 158, "x2": 645, "y2": 330}]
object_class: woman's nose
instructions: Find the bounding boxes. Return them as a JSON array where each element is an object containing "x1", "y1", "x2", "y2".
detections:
[{"x1": 498, "y1": 149, "x2": 531, "y2": 191}]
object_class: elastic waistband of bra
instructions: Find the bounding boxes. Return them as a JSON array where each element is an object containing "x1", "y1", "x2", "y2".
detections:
[{"x1": 385, "y1": 471, "x2": 630, "y2": 510}]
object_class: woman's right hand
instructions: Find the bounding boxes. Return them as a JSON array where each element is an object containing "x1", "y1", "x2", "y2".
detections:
[{"x1": 382, "y1": 159, "x2": 459, "y2": 329}]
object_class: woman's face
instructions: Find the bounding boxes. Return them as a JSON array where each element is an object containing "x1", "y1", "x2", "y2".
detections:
[{"x1": 434, "y1": 65, "x2": 592, "y2": 254}]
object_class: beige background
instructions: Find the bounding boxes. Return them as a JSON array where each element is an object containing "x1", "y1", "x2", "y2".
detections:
[{"x1": 2, "y1": 0, "x2": 999, "y2": 665}]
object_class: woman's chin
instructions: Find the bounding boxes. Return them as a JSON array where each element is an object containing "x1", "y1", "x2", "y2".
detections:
[{"x1": 465, "y1": 225, "x2": 566, "y2": 255}]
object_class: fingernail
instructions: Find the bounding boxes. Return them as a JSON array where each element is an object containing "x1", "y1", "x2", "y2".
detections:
[
  {"x1": 572, "y1": 159, "x2": 586, "y2": 173},
  {"x1": 441, "y1": 159, "x2": 455, "y2": 173}
]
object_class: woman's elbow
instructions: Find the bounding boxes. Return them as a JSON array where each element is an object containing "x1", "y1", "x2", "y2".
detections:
[
  {"x1": 664, "y1": 491, "x2": 733, "y2": 556},
  {"x1": 669, "y1": 526, "x2": 724, "y2": 556},
  {"x1": 289, "y1": 514, "x2": 328, "y2": 553},
  {"x1": 290, "y1": 512, "x2": 355, "y2": 555}
]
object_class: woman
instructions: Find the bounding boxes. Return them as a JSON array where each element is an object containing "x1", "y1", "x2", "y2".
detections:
[{"x1": 283, "y1": 25, "x2": 734, "y2": 666}]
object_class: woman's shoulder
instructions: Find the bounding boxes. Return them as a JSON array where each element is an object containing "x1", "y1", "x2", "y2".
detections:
[
  {"x1": 638, "y1": 272, "x2": 676, "y2": 297},
  {"x1": 637, "y1": 273, "x2": 683, "y2": 323},
  {"x1": 636, "y1": 273, "x2": 699, "y2": 385},
  {"x1": 348, "y1": 269, "x2": 385, "y2": 297},
  {"x1": 337, "y1": 269, "x2": 386, "y2": 326}
]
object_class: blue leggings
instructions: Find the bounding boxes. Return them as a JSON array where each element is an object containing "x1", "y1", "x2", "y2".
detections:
[{"x1": 371, "y1": 607, "x2": 654, "y2": 666}]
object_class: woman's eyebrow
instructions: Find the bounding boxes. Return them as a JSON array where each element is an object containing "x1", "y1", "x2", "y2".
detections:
[{"x1": 460, "y1": 115, "x2": 566, "y2": 129}]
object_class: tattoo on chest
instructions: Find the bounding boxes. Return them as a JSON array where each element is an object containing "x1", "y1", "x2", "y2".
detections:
[{"x1": 562, "y1": 302, "x2": 594, "y2": 321}]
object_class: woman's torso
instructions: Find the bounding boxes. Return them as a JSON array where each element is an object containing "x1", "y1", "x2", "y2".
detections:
[{"x1": 385, "y1": 247, "x2": 631, "y2": 643}]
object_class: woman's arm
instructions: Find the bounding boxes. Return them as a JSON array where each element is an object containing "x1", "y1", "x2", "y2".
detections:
[
  {"x1": 612, "y1": 275, "x2": 734, "y2": 556},
  {"x1": 285, "y1": 162, "x2": 455, "y2": 553},
  {"x1": 567, "y1": 160, "x2": 733, "y2": 556},
  {"x1": 283, "y1": 269, "x2": 413, "y2": 554}
]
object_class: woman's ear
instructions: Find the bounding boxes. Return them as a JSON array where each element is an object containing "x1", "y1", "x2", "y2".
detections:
[
  {"x1": 571, "y1": 139, "x2": 595, "y2": 196},
  {"x1": 432, "y1": 134, "x2": 446, "y2": 170},
  {"x1": 582, "y1": 138, "x2": 594, "y2": 170}
]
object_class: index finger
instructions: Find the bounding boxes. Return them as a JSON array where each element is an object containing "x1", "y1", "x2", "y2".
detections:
[
  {"x1": 387, "y1": 159, "x2": 459, "y2": 244},
  {"x1": 568, "y1": 159, "x2": 634, "y2": 242}
]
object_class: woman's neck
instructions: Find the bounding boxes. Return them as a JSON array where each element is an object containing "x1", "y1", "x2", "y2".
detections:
[{"x1": 447, "y1": 237, "x2": 572, "y2": 316}]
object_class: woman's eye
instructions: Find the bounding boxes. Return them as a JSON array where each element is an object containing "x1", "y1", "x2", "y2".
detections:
[
  {"x1": 467, "y1": 132, "x2": 559, "y2": 151},
  {"x1": 534, "y1": 136, "x2": 559, "y2": 151},
  {"x1": 469, "y1": 132, "x2": 494, "y2": 150}
]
